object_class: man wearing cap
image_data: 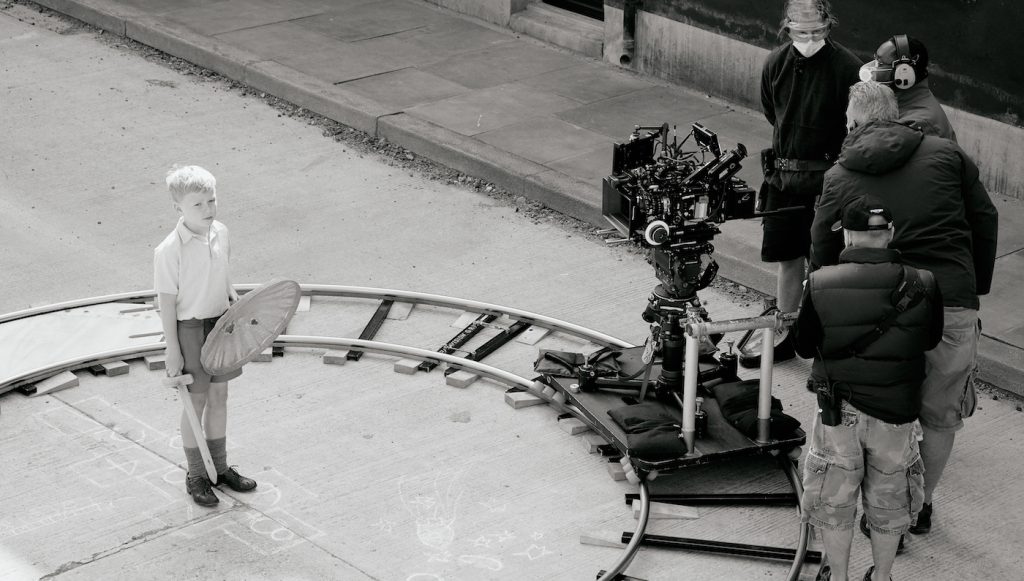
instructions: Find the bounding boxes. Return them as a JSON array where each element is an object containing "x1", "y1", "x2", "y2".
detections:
[
  {"x1": 859, "y1": 35, "x2": 956, "y2": 141},
  {"x1": 755, "y1": 0, "x2": 861, "y2": 364},
  {"x1": 811, "y1": 81, "x2": 998, "y2": 538},
  {"x1": 794, "y1": 196, "x2": 943, "y2": 581}
]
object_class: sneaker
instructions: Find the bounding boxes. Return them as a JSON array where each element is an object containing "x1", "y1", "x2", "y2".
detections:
[
  {"x1": 863, "y1": 565, "x2": 893, "y2": 581},
  {"x1": 859, "y1": 514, "x2": 905, "y2": 553},
  {"x1": 909, "y1": 502, "x2": 932, "y2": 534},
  {"x1": 814, "y1": 564, "x2": 831, "y2": 581},
  {"x1": 216, "y1": 467, "x2": 257, "y2": 492},
  {"x1": 186, "y1": 474, "x2": 219, "y2": 507}
]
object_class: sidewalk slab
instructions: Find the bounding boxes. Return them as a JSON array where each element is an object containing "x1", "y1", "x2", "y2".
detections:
[
  {"x1": 352, "y1": 18, "x2": 512, "y2": 66},
  {"x1": 163, "y1": 0, "x2": 329, "y2": 36},
  {"x1": 519, "y1": 62, "x2": 655, "y2": 104},
  {"x1": 341, "y1": 67, "x2": 470, "y2": 111},
  {"x1": 217, "y1": 22, "x2": 406, "y2": 84},
  {"x1": 291, "y1": 0, "x2": 451, "y2": 42},
  {"x1": 408, "y1": 80, "x2": 583, "y2": 137},
  {"x1": 420, "y1": 40, "x2": 580, "y2": 90},
  {"x1": 477, "y1": 116, "x2": 612, "y2": 166},
  {"x1": 555, "y1": 85, "x2": 731, "y2": 142}
]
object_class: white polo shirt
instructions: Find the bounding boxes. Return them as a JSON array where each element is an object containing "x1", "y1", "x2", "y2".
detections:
[{"x1": 154, "y1": 218, "x2": 232, "y2": 321}]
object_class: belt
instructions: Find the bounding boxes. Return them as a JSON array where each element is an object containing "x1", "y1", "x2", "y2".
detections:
[{"x1": 774, "y1": 158, "x2": 834, "y2": 172}]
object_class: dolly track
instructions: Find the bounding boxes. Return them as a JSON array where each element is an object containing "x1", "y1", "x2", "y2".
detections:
[{"x1": 0, "y1": 283, "x2": 809, "y2": 580}]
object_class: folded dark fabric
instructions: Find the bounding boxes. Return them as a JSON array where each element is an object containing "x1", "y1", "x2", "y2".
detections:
[
  {"x1": 629, "y1": 428, "x2": 688, "y2": 461},
  {"x1": 533, "y1": 348, "x2": 622, "y2": 378},
  {"x1": 608, "y1": 402, "x2": 679, "y2": 434},
  {"x1": 711, "y1": 379, "x2": 760, "y2": 417},
  {"x1": 727, "y1": 408, "x2": 802, "y2": 439},
  {"x1": 711, "y1": 379, "x2": 801, "y2": 439},
  {"x1": 608, "y1": 402, "x2": 685, "y2": 462}
]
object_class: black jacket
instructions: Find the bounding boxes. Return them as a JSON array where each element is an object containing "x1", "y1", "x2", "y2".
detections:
[
  {"x1": 897, "y1": 79, "x2": 957, "y2": 142},
  {"x1": 761, "y1": 39, "x2": 861, "y2": 195},
  {"x1": 812, "y1": 120, "x2": 999, "y2": 309},
  {"x1": 794, "y1": 247, "x2": 943, "y2": 424}
]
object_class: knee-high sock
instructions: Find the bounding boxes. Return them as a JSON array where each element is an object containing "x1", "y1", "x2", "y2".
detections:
[
  {"x1": 183, "y1": 446, "x2": 206, "y2": 479},
  {"x1": 207, "y1": 437, "x2": 228, "y2": 474}
]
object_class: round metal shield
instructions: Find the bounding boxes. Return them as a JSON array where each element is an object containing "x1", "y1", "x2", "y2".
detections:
[{"x1": 200, "y1": 278, "x2": 302, "y2": 376}]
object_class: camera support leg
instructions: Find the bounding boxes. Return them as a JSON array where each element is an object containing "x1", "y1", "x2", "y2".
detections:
[
  {"x1": 756, "y1": 326, "x2": 776, "y2": 444},
  {"x1": 680, "y1": 306, "x2": 703, "y2": 456}
]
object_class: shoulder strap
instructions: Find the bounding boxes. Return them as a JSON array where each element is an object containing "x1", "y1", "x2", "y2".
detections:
[{"x1": 845, "y1": 266, "x2": 926, "y2": 355}]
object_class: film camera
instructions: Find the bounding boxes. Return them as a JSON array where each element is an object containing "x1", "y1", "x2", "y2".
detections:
[
  {"x1": 599, "y1": 122, "x2": 756, "y2": 396},
  {"x1": 603, "y1": 122, "x2": 756, "y2": 299}
]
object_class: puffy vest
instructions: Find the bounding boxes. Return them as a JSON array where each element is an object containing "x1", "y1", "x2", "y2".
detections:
[{"x1": 807, "y1": 248, "x2": 938, "y2": 424}]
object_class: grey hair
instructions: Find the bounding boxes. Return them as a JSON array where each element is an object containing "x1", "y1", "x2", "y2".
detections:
[{"x1": 847, "y1": 81, "x2": 899, "y2": 122}]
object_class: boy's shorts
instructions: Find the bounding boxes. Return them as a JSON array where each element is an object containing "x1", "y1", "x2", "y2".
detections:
[
  {"x1": 920, "y1": 307, "x2": 980, "y2": 432},
  {"x1": 178, "y1": 315, "x2": 242, "y2": 394},
  {"x1": 759, "y1": 180, "x2": 817, "y2": 262},
  {"x1": 801, "y1": 403, "x2": 924, "y2": 536}
]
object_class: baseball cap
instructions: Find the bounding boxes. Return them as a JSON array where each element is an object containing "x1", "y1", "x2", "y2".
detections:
[{"x1": 831, "y1": 196, "x2": 894, "y2": 232}]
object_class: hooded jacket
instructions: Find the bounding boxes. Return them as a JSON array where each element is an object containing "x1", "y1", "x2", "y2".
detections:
[{"x1": 811, "y1": 120, "x2": 999, "y2": 309}]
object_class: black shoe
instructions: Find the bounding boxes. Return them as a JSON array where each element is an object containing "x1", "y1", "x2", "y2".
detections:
[
  {"x1": 814, "y1": 564, "x2": 831, "y2": 581},
  {"x1": 217, "y1": 467, "x2": 257, "y2": 492},
  {"x1": 738, "y1": 334, "x2": 796, "y2": 368},
  {"x1": 909, "y1": 503, "x2": 932, "y2": 534},
  {"x1": 863, "y1": 565, "x2": 893, "y2": 581},
  {"x1": 186, "y1": 474, "x2": 219, "y2": 507},
  {"x1": 859, "y1": 514, "x2": 905, "y2": 553}
]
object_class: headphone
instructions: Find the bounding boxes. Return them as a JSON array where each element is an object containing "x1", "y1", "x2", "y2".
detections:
[{"x1": 891, "y1": 34, "x2": 918, "y2": 89}]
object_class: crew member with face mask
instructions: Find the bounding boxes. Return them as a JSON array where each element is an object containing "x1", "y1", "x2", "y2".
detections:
[
  {"x1": 748, "y1": 0, "x2": 861, "y2": 367},
  {"x1": 859, "y1": 35, "x2": 957, "y2": 142}
]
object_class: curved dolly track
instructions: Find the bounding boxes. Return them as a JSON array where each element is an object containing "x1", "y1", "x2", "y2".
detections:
[{"x1": 0, "y1": 284, "x2": 811, "y2": 581}]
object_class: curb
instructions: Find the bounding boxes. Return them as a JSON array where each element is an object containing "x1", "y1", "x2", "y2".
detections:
[{"x1": 32, "y1": 0, "x2": 1024, "y2": 398}]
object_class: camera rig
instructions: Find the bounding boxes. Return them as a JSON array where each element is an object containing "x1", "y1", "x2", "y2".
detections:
[{"x1": 599, "y1": 122, "x2": 757, "y2": 398}]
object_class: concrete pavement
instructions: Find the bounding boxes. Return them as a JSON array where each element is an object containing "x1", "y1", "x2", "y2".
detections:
[
  {"x1": 23, "y1": 0, "x2": 1024, "y2": 393},
  {"x1": 3, "y1": 4, "x2": 1024, "y2": 581}
]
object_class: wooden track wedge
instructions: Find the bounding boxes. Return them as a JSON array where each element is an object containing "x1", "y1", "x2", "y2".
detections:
[{"x1": 201, "y1": 278, "x2": 301, "y2": 376}]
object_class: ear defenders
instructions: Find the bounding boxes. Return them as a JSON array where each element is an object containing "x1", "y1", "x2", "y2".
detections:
[{"x1": 891, "y1": 34, "x2": 917, "y2": 89}]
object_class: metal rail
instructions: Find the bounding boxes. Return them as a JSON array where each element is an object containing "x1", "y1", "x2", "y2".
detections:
[
  {"x1": 598, "y1": 481, "x2": 651, "y2": 581},
  {"x1": 0, "y1": 284, "x2": 635, "y2": 348}
]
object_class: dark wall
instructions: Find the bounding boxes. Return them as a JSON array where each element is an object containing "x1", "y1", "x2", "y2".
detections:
[{"x1": 608, "y1": 0, "x2": 1023, "y2": 126}]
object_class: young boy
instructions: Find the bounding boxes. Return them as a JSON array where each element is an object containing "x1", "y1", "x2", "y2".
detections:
[
  {"x1": 154, "y1": 165, "x2": 257, "y2": 507},
  {"x1": 793, "y1": 196, "x2": 942, "y2": 581}
]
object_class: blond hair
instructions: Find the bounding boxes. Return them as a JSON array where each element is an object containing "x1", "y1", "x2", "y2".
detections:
[{"x1": 166, "y1": 165, "x2": 216, "y2": 203}]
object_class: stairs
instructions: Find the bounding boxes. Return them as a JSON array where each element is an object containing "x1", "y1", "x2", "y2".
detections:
[{"x1": 510, "y1": 2, "x2": 604, "y2": 59}]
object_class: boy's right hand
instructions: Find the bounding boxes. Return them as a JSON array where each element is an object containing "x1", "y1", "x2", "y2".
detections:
[{"x1": 165, "y1": 348, "x2": 184, "y2": 377}]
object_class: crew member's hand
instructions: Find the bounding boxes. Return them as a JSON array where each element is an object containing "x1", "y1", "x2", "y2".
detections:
[{"x1": 165, "y1": 347, "x2": 184, "y2": 378}]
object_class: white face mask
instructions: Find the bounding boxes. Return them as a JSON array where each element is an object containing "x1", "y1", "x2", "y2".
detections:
[{"x1": 793, "y1": 39, "x2": 825, "y2": 57}]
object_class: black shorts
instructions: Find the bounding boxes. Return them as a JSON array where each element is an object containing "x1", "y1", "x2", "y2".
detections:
[{"x1": 759, "y1": 179, "x2": 818, "y2": 262}]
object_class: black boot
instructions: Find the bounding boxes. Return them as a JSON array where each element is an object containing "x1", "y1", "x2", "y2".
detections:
[
  {"x1": 217, "y1": 467, "x2": 257, "y2": 492},
  {"x1": 186, "y1": 474, "x2": 219, "y2": 507},
  {"x1": 909, "y1": 502, "x2": 932, "y2": 534}
]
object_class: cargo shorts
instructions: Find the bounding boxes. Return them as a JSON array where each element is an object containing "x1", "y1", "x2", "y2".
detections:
[
  {"x1": 801, "y1": 403, "x2": 925, "y2": 535},
  {"x1": 920, "y1": 307, "x2": 980, "y2": 432}
]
